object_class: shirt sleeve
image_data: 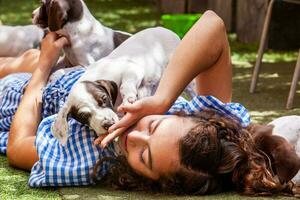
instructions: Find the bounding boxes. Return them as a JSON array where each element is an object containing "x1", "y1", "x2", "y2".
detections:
[
  {"x1": 167, "y1": 95, "x2": 251, "y2": 127},
  {"x1": 28, "y1": 115, "x2": 114, "y2": 187}
]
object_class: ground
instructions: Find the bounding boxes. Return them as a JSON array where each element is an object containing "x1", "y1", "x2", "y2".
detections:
[{"x1": 0, "y1": 0, "x2": 299, "y2": 199}]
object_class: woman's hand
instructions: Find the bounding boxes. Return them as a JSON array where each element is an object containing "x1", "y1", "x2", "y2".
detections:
[
  {"x1": 95, "y1": 95, "x2": 171, "y2": 148},
  {"x1": 38, "y1": 32, "x2": 69, "y2": 72}
]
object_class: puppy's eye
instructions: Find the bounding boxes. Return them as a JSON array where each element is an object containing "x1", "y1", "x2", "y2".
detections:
[{"x1": 101, "y1": 95, "x2": 108, "y2": 102}]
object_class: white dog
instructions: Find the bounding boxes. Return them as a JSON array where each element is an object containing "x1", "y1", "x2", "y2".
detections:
[
  {"x1": 269, "y1": 115, "x2": 300, "y2": 184},
  {"x1": 51, "y1": 27, "x2": 184, "y2": 145},
  {"x1": 0, "y1": 25, "x2": 44, "y2": 57},
  {"x1": 32, "y1": 0, "x2": 131, "y2": 67}
]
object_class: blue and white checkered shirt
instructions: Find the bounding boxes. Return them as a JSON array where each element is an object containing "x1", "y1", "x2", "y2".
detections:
[{"x1": 0, "y1": 68, "x2": 250, "y2": 187}]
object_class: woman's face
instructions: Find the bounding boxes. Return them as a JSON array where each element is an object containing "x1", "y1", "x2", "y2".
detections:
[{"x1": 117, "y1": 115, "x2": 195, "y2": 180}]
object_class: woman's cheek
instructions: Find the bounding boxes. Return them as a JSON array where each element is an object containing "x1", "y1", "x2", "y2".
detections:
[{"x1": 127, "y1": 150, "x2": 143, "y2": 173}]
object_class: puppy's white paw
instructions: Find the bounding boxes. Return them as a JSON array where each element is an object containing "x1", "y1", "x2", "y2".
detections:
[
  {"x1": 51, "y1": 117, "x2": 69, "y2": 146},
  {"x1": 123, "y1": 94, "x2": 137, "y2": 104}
]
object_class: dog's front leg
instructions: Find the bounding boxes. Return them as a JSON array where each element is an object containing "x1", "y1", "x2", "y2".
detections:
[
  {"x1": 51, "y1": 103, "x2": 71, "y2": 145},
  {"x1": 120, "y1": 71, "x2": 143, "y2": 104}
]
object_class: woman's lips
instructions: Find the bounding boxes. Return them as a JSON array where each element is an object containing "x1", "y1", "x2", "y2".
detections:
[{"x1": 125, "y1": 134, "x2": 128, "y2": 152}]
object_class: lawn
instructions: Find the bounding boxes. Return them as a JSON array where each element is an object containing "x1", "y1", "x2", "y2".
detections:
[{"x1": 0, "y1": 0, "x2": 299, "y2": 199}]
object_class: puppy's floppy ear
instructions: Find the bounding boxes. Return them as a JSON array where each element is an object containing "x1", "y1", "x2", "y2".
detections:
[
  {"x1": 95, "y1": 80, "x2": 118, "y2": 106},
  {"x1": 35, "y1": 5, "x2": 48, "y2": 28},
  {"x1": 48, "y1": 0, "x2": 68, "y2": 31},
  {"x1": 67, "y1": 0, "x2": 83, "y2": 22},
  {"x1": 51, "y1": 103, "x2": 71, "y2": 145},
  {"x1": 247, "y1": 124, "x2": 274, "y2": 145},
  {"x1": 269, "y1": 136, "x2": 300, "y2": 183}
]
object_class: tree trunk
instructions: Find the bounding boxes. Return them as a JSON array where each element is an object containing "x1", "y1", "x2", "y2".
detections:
[
  {"x1": 208, "y1": 0, "x2": 232, "y2": 32},
  {"x1": 187, "y1": 0, "x2": 208, "y2": 13},
  {"x1": 236, "y1": 0, "x2": 268, "y2": 43},
  {"x1": 159, "y1": 0, "x2": 187, "y2": 14}
]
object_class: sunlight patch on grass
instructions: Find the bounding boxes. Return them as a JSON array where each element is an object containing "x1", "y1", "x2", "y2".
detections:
[{"x1": 229, "y1": 34, "x2": 298, "y2": 65}]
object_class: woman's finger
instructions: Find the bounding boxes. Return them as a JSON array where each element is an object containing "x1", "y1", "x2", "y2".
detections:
[
  {"x1": 117, "y1": 100, "x2": 142, "y2": 113},
  {"x1": 55, "y1": 37, "x2": 70, "y2": 48},
  {"x1": 108, "y1": 113, "x2": 137, "y2": 133},
  {"x1": 44, "y1": 32, "x2": 58, "y2": 41},
  {"x1": 100, "y1": 127, "x2": 127, "y2": 148},
  {"x1": 93, "y1": 134, "x2": 108, "y2": 146}
]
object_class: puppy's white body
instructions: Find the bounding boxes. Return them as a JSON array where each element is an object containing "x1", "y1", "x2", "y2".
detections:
[
  {"x1": 52, "y1": 27, "x2": 181, "y2": 144},
  {"x1": 269, "y1": 115, "x2": 300, "y2": 183},
  {"x1": 32, "y1": 0, "x2": 131, "y2": 67},
  {"x1": 0, "y1": 25, "x2": 44, "y2": 57},
  {"x1": 56, "y1": 2, "x2": 115, "y2": 67}
]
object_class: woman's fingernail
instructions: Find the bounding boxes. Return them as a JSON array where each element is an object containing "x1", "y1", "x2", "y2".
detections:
[
  {"x1": 101, "y1": 143, "x2": 106, "y2": 148},
  {"x1": 109, "y1": 127, "x2": 114, "y2": 133}
]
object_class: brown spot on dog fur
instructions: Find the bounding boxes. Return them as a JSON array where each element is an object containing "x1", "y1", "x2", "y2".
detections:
[
  {"x1": 113, "y1": 31, "x2": 131, "y2": 48},
  {"x1": 37, "y1": 0, "x2": 83, "y2": 31},
  {"x1": 248, "y1": 124, "x2": 300, "y2": 183},
  {"x1": 83, "y1": 80, "x2": 118, "y2": 108},
  {"x1": 69, "y1": 106, "x2": 92, "y2": 126}
]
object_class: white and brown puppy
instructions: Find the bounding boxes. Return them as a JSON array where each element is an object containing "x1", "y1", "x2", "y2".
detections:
[
  {"x1": 32, "y1": 0, "x2": 131, "y2": 67},
  {"x1": 249, "y1": 123, "x2": 300, "y2": 184},
  {"x1": 51, "y1": 27, "x2": 182, "y2": 145},
  {"x1": 269, "y1": 116, "x2": 300, "y2": 184},
  {"x1": 0, "y1": 25, "x2": 44, "y2": 57}
]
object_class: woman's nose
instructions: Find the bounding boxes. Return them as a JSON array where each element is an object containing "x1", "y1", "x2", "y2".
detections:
[{"x1": 127, "y1": 131, "x2": 150, "y2": 146}]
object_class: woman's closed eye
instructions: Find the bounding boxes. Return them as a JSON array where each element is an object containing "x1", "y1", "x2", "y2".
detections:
[
  {"x1": 140, "y1": 146, "x2": 152, "y2": 170},
  {"x1": 139, "y1": 119, "x2": 158, "y2": 169},
  {"x1": 140, "y1": 147, "x2": 146, "y2": 164}
]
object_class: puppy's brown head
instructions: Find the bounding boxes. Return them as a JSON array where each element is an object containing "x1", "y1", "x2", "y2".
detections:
[
  {"x1": 249, "y1": 124, "x2": 300, "y2": 183},
  {"x1": 33, "y1": 0, "x2": 83, "y2": 31},
  {"x1": 68, "y1": 80, "x2": 118, "y2": 131}
]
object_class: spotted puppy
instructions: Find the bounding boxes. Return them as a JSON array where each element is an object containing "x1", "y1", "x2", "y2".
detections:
[
  {"x1": 249, "y1": 123, "x2": 300, "y2": 184},
  {"x1": 32, "y1": 0, "x2": 131, "y2": 67},
  {"x1": 269, "y1": 115, "x2": 300, "y2": 184},
  {"x1": 51, "y1": 27, "x2": 182, "y2": 145}
]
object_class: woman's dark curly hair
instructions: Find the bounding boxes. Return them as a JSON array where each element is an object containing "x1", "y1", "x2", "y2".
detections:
[{"x1": 93, "y1": 110, "x2": 300, "y2": 196}]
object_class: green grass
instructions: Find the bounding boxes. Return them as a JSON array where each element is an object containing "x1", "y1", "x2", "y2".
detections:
[
  {"x1": 0, "y1": 155, "x2": 60, "y2": 200},
  {"x1": 0, "y1": 0, "x2": 159, "y2": 33},
  {"x1": 229, "y1": 34, "x2": 298, "y2": 67},
  {"x1": 0, "y1": 0, "x2": 300, "y2": 199}
]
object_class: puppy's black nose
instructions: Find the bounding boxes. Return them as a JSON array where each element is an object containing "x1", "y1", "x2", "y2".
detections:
[{"x1": 103, "y1": 121, "x2": 115, "y2": 131}]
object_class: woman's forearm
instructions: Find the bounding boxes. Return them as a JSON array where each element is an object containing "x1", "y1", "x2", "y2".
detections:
[
  {"x1": 154, "y1": 11, "x2": 231, "y2": 111},
  {"x1": 7, "y1": 61, "x2": 52, "y2": 170},
  {"x1": 6, "y1": 33, "x2": 69, "y2": 170},
  {"x1": 10, "y1": 65, "x2": 51, "y2": 136}
]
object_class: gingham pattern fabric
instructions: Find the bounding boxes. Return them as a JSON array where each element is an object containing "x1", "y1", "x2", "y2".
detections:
[
  {"x1": 0, "y1": 68, "x2": 250, "y2": 187},
  {"x1": 167, "y1": 96, "x2": 251, "y2": 127},
  {"x1": 0, "y1": 73, "x2": 31, "y2": 153}
]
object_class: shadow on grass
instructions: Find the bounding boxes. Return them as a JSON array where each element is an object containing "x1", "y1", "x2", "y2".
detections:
[{"x1": 233, "y1": 62, "x2": 300, "y2": 124}]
